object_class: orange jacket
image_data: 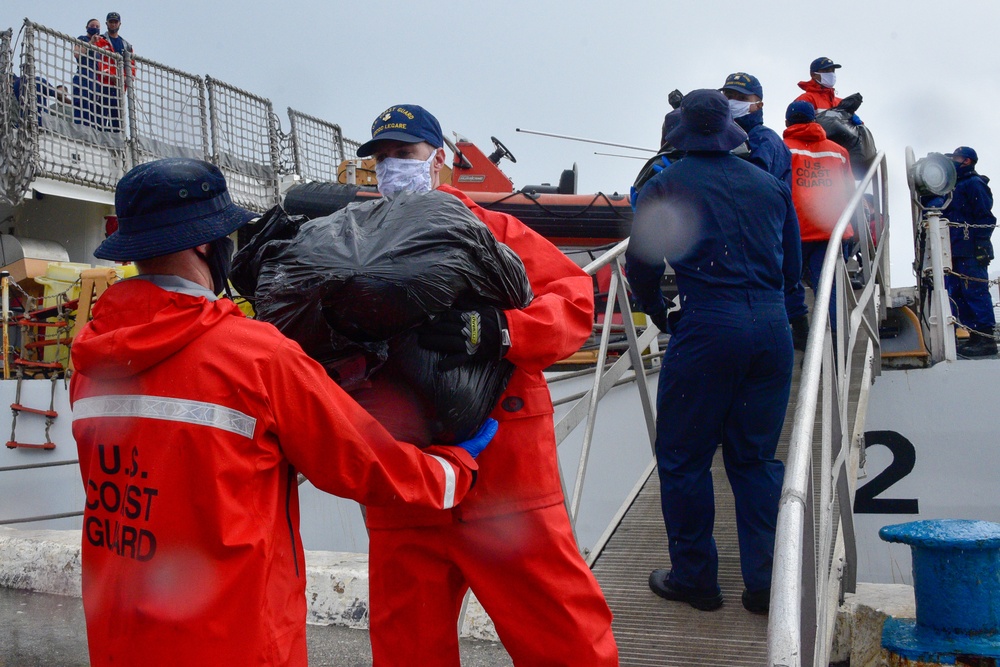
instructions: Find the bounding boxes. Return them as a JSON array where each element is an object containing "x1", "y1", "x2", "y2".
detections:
[
  {"x1": 71, "y1": 278, "x2": 478, "y2": 666},
  {"x1": 365, "y1": 184, "x2": 595, "y2": 528},
  {"x1": 783, "y1": 122, "x2": 855, "y2": 242},
  {"x1": 795, "y1": 79, "x2": 841, "y2": 112}
]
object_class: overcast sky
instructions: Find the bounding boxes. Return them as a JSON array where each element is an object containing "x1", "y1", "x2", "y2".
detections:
[{"x1": 6, "y1": 1, "x2": 1000, "y2": 287}]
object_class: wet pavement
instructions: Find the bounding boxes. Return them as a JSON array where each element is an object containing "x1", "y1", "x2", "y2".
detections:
[{"x1": 0, "y1": 587, "x2": 514, "y2": 666}]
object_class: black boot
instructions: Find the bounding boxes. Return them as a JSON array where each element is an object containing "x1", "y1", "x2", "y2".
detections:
[
  {"x1": 957, "y1": 335, "x2": 998, "y2": 358},
  {"x1": 790, "y1": 314, "x2": 809, "y2": 352}
]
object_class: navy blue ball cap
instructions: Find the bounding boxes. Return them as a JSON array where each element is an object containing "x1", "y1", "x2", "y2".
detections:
[
  {"x1": 666, "y1": 89, "x2": 748, "y2": 153},
  {"x1": 785, "y1": 100, "x2": 816, "y2": 124},
  {"x1": 95, "y1": 158, "x2": 258, "y2": 262},
  {"x1": 946, "y1": 146, "x2": 978, "y2": 163},
  {"x1": 810, "y1": 57, "x2": 842, "y2": 73},
  {"x1": 106, "y1": 11, "x2": 120, "y2": 21},
  {"x1": 721, "y1": 72, "x2": 763, "y2": 99},
  {"x1": 355, "y1": 104, "x2": 444, "y2": 158}
]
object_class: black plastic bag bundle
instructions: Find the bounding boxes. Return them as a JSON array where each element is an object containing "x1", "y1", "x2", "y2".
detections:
[
  {"x1": 231, "y1": 190, "x2": 533, "y2": 445},
  {"x1": 815, "y1": 109, "x2": 877, "y2": 178}
]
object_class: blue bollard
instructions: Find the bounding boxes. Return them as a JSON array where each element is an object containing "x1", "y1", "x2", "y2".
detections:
[{"x1": 879, "y1": 519, "x2": 1000, "y2": 663}]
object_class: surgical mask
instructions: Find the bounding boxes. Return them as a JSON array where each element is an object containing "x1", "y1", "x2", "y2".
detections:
[
  {"x1": 375, "y1": 149, "x2": 437, "y2": 198},
  {"x1": 728, "y1": 100, "x2": 755, "y2": 119},
  {"x1": 87, "y1": 26, "x2": 100, "y2": 36},
  {"x1": 818, "y1": 72, "x2": 837, "y2": 89}
]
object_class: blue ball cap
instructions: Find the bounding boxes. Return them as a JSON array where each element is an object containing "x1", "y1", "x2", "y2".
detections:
[
  {"x1": 721, "y1": 72, "x2": 763, "y2": 100},
  {"x1": 946, "y1": 146, "x2": 978, "y2": 163},
  {"x1": 94, "y1": 158, "x2": 258, "y2": 262},
  {"x1": 785, "y1": 100, "x2": 816, "y2": 124},
  {"x1": 355, "y1": 104, "x2": 444, "y2": 158},
  {"x1": 810, "y1": 57, "x2": 842, "y2": 73},
  {"x1": 666, "y1": 89, "x2": 748, "y2": 153}
]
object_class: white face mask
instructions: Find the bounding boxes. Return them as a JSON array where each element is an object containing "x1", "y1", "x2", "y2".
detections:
[
  {"x1": 728, "y1": 99, "x2": 755, "y2": 119},
  {"x1": 375, "y1": 149, "x2": 438, "y2": 198},
  {"x1": 818, "y1": 72, "x2": 837, "y2": 89}
]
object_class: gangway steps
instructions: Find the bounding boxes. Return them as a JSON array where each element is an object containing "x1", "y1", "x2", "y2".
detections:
[{"x1": 592, "y1": 366, "x2": 810, "y2": 666}]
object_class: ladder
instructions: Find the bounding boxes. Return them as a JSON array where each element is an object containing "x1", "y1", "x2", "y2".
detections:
[{"x1": 5, "y1": 268, "x2": 118, "y2": 450}]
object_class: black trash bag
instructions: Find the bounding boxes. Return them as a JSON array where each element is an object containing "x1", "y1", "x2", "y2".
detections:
[
  {"x1": 815, "y1": 108, "x2": 878, "y2": 178},
  {"x1": 231, "y1": 205, "x2": 307, "y2": 300},
  {"x1": 241, "y1": 189, "x2": 533, "y2": 445}
]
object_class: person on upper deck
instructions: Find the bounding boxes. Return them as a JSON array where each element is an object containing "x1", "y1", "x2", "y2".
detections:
[
  {"x1": 354, "y1": 104, "x2": 619, "y2": 666},
  {"x1": 72, "y1": 18, "x2": 112, "y2": 127},
  {"x1": 626, "y1": 89, "x2": 801, "y2": 615},
  {"x1": 929, "y1": 146, "x2": 998, "y2": 357},
  {"x1": 99, "y1": 11, "x2": 134, "y2": 130},
  {"x1": 721, "y1": 71, "x2": 809, "y2": 351},
  {"x1": 70, "y1": 157, "x2": 496, "y2": 666}
]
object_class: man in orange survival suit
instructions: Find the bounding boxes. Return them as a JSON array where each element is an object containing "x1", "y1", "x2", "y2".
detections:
[
  {"x1": 70, "y1": 157, "x2": 497, "y2": 667},
  {"x1": 782, "y1": 100, "x2": 855, "y2": 327},
  {"x1": 355, "y1": 105, "x2": 619, "y2": 666}
]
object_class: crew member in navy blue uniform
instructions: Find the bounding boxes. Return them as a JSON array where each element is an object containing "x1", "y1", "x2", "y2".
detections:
[
  {"x1": 721, "y1": 72, "x2": 809, "y2": 351},
  {"x1": 937, "y1": 147, "x2": 997, "y2": 357},
  {"x1": 626, "y1": 89, "x2": 801, "y2": 614},
  {"x1": 100, "y1": 12, "x2": 134, "y2": 131}
]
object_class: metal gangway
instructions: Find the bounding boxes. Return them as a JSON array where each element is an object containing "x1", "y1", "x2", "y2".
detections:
[{"x1": 554, "y1": 153, "x2": 889, "y2": 666}]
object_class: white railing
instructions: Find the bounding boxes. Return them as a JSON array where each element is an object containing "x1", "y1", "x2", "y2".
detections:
[
  {"x1": 768, "y1": 152, "x2": 889, "y2": 666},
  {"x1": 548, "y1": 240, "x2": 660, "y2": 553}
]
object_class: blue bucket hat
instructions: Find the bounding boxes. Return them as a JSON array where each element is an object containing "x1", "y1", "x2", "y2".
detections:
[
  {"x1": 946, "y1": 146, "x2": 978, "y2": 163},
  {"x1": 785, "y1": 100, "x2": 816, "y2": 125},
  {"x1": 721, "y1": 72, "x2": 763, "y2": 99},
  {"x1": 94, "y1": 158, "x2": 257, "y2": 262},
  {"x1": 665, "y1": 89, "x2": 748, "y2": 153},
  {"x1": 810, "y1": 57, "x2": 842, "y2": 73},
  {"x1": 356, "y1": 104, "x2": 444, "y2": 158}
]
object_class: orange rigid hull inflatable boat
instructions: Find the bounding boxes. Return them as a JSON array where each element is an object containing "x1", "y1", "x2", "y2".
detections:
[{"x1": 282, "y1": 136, "x2": 634, "y2": 247}]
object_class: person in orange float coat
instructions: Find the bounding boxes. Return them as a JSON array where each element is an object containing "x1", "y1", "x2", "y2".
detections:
[
  {"x1": 794, "y1": 56, "x2": 844, "y2": 112},
  {"x1": 356, "y1": 104, "x2": 619, "y2": 666},
  {"x1": 70, "y1": 157, "x2": 497, "y2": 667},
  {"x1": 783, "y1": 100, "x2": 855, "y2": 325}
]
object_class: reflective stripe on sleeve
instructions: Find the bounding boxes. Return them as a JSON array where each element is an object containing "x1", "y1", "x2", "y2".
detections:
[
  {"x1": 72, "y1": 395, "x2": 256, "y2": 439},
  {"x1": 428, "y1": 454, "x2": 457, "y2": 509}
]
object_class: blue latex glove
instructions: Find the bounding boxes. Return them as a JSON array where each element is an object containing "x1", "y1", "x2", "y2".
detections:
[
  {"x1": 453, "y1": 418, "x2": 499, "y2": 459},
  {"x1": 850, "y1": 114, "x2": 863, "y2": 126}
]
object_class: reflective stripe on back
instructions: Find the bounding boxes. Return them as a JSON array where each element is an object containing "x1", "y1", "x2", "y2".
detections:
[
  {"x1": 73, "y1": 395, "x2": 256, "y2": 439},
  {"x1": 788, "y1": 148, "x2": 847, "y2": 163},
  {"x1": 428, "y1": 454, "x2": 457, "y2": 509}
]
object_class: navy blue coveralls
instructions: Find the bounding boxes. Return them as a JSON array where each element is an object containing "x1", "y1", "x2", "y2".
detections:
[
  {"x1": 738, "y1": 110, "x2": 808, "y2": 322},
  {"x1": 941, "y1": 170, "x2": 996, "y2": 336},
  {"x1": 626, "y1": 151, "x2": 801, "y2": 596}
]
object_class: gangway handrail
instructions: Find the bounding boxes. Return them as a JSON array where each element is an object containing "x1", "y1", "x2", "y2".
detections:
[
  {"x1": 768, "y1": 151, "x2": 889, "y2": 667},
  {"x1": 549, "y1": 238, "x2": 660, "y2": 542}
]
